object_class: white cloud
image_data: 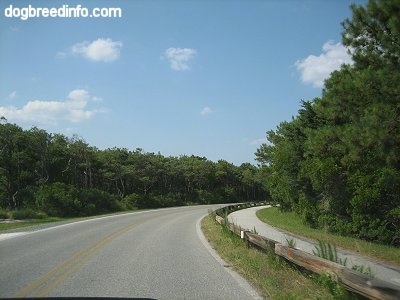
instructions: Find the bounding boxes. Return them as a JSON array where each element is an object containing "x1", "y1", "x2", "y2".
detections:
[
  {"x1": 250, "y1": 138, "x2": 268, "y2": 145},
  {"x1": 164, "y1": 47, "x2": 196, "y2": 71},
  {"x1": 200, "y1": 106, "x2": 214, "y2": 116},
  {"x1": 8, "y1": 91, "x2": 16, "y2": 99},
  {"x1": 0, "y1": 89, "x2": 103, "y2": 124},
  {"x1": 295, "y1": 41, "x2": 353, "y2": 88},
  {"x1": 69, "y1": 38, "x2": 122, "y2": 62}
]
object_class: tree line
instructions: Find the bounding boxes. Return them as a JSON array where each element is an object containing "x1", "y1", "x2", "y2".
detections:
[
  {"x1": 255, "y1": 0, "x2": 399, "y2": 246},
  {"x1": 0, "y1": 120, "x2": 268, "y2": 217}
]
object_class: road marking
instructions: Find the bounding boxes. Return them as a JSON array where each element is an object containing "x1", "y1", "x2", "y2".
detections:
[
  {"x1": 13, "y1": 219, "x2": 148, "y2": 298},
  {"x1": 196, "y1": 215, "x2": 264, "y2": 300}
]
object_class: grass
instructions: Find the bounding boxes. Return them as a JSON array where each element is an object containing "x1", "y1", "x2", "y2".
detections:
[
  {"x1": 201, "y1": 214, "x2": 349, "y2": 300},
  {"x1": 0, "y1": 210, "x2": 140, "y2": 231},
  {"x1": 256, "y1": 207, "x2": 400, "y2": 265},
  {"x1": 0, "y1": 207, "x2": 155, "y2": 232},
  {"x1": 0, "y1": 217, "x2": 70, "y2": 231}
]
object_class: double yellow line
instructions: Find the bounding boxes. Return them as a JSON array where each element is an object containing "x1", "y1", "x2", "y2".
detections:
[{"x1": 14, "y1": 219, "x2": 146, "y2": 298}]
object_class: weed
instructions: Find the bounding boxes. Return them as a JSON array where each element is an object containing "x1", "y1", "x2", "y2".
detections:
[
  {"x1": 286, "y1": 237, "x2": 297, "y2": 248},
  {"x1": 316, "y1": 274, "x2": 349, "y2": 299},
  {"x1": 313, "y1": 240, "x2": 348, "y2": 266},
  {"x1": 352, "y1": 264, "x2": 373, "y2": 277},
  {"x1": 201, "y1": 215, "x2": 335, "y2": 299}
]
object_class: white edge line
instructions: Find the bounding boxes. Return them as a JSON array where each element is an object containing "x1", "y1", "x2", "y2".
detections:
[
  {"x1": 196, "y1": 214, "x2": 264, "y2": 300},
  {"x1": 0, "y1": 207, "x2": 183, "y2": 241}
]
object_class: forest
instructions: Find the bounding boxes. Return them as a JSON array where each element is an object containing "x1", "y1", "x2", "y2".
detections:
[
  {"x1": 255, "y1": 0, "x2": 399, "y2": 246},
  {"x1": 0, "y1": 121, "x2": 268, "y2": 218},
  {"x1": 1, "y1": 0, "x2": 399, "y2": 247}
]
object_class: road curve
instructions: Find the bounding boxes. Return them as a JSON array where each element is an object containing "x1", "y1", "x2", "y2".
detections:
[{"x1": 0, "y1": 205, "x2": 261, "y2": 299}]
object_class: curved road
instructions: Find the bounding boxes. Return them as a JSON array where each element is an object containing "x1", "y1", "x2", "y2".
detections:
[{"x1": 0, "y1": 205, "x2": 261, "y2": 299}]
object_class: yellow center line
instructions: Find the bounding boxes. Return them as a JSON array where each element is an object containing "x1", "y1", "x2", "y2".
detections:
[{"x1": 14, "y1": 219, "x2": 148, "y2": 298}]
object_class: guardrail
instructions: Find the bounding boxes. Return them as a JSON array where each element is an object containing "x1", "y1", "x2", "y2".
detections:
[{"x1": 213, "y1": 203, "x2": 400, "y2": 300}]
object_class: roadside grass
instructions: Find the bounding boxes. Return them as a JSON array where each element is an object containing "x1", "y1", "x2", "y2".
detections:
[
  {"x1": 201, "y1": 215, "x2": 348, "y2": 300},
  {"x1": 0, "y1": 210, "x2": 141, "y2": 231},
  {"x1": 256, "y1": 207, "x2": 400, "y2": 265},
  {"x1": 0, "y1": 217, "x2": 72, "y2": 231}
]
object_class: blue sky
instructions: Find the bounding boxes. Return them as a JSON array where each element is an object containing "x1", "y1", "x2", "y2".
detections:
[{"x1": 0, "y1": 0, "x2": 366, "y2": 165}]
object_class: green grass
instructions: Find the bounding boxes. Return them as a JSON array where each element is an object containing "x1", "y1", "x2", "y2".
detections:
[
  {"x1": 0, "y1": 217, "x2": 68, "y2": 231},
  {"x1": 201, "y1": 215, "x2": 349, "y2": 300},
  {"x1": 0, "y1": 209, "x2": 145, "y2": 232},
  {"x1": 256, "y1": 207, "x2": 400, "y2": 265}
]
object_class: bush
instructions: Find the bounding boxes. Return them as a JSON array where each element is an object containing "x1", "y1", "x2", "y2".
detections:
[
  {"x1": 0, "y1": 208, "x2": 10, "y2": 219},
  {"x1": 35, "y1": 211, "x2": 48, "y2": 219},
  {"x1": 79, "y1": 188, "x2": 119, "y2": 215},
  {"x1": 35, "y1": 182, "x2": 79, "y2": 217},
  {"x1": 120, "y1": 193, "x2": 140, "y2": 210},
  {"x1": 11, "y1": 208, "x2": 37, "y2": 220}
]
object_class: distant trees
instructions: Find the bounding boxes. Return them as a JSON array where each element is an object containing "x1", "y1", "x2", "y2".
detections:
[
  {"x1": 255, "y1": 0, "x2": 400, "y2": 246},
  {"x1": 0, "y1": 120, "x2": 268, "y2": 217}
]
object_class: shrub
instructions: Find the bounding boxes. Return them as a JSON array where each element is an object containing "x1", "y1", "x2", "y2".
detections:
[
  {"x1": 35, "y1": 182, "x2": 79, "y2": 217},
  {"x1": 79, "y1": 188, "x2": 119, "y2": 215},
  {"x1": 0, "y1": 208, "x2": 10, "y2": 219},
  {"x1": 11, "y1": 208, "x2": 38, "y2": 220},
  {"x1": 120, "y1": 193, "x2": 140, "y2": 210},
  {"x1": 35, "y1": 211, "x2": 48, "y2": 219}
]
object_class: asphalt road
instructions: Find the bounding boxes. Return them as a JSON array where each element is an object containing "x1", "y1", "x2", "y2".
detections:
[{"x1": 0, "y1": 205, "x2": 261, "y2": 299}]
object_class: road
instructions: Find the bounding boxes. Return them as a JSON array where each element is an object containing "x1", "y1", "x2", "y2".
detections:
[{"x1": 0, "y1": 205, "x2": 261, "y2": 299}]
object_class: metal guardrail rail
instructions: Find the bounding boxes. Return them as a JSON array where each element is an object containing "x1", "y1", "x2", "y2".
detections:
[{"x1": 213, "y1": 203, "x2": 400, "y2": 300}]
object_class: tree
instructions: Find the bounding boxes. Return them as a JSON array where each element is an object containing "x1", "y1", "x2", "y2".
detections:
[
  {"x1": 342, "y1": 0, "x2": 400, "y2": 69},
  {"x1": 256, "y1": 0, "x2": 400, "y2": 245}
]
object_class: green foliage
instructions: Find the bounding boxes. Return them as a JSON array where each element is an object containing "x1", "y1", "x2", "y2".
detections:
[
  {"x1": 286, "y1": 237, "x2": 296, "y2": 248},
  {"x1": 11, "y1": 208, "x2": 47, "y2": 220},
  {"x1": 34, "y1": 183, "x2": 119, "y2": 217},
  {"x1": 78, "y1": 188, "x2": 119, "y2": 216},
  {"x1": 120, "y1": 193, "x2": 140, "y2": 210},
  {"x1": 0, "y1": 208, "x2": 10, "y2": 219},
  {"x1": 313, "y1": 240, "x2": 348, "y2": 267},
  {"x1": 352, "y1": 264, "x2": 373, "y2": 277},
  {"x1": 342, "y1": 0, "x2": 400, "y2": 69},
  {"x1": 35, "y1": 182, "x2": 79, "y2": 217},
  {"x1": 0, "y1": 119, "x2": 268, "y2": 218},
  {"x1": 255, "y1": 0, "x2": 400, "y2": 246},
  {"x1": 315, "y1": 274, "x2": 349, "y2": 299}
]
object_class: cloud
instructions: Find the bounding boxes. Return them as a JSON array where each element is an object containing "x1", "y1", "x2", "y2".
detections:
[
  {"x1": 163, "y1": 47, "x2": 196, "y2": 71},
  {"x1": 8, "y1": 91, "x2": 16, "y2": 99},
  {"x1": 295, "y1": 41, "x2": 353, "y2": 88},
  {"x1": 200, "y1": 106, "x2": 214, "y2": 116},
  {"x1": 65, "y1": 38, "x2": 122, "y2": 62},
  {"x1": 250, "y1": 138, "x2": 268, "y2": 145},
  {"x1": 0, "y1": 89, "x2": 103, "y2": 124}
]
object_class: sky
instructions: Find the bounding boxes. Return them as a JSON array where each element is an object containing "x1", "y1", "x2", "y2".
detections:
[{"x1": 0, "y1": 0, "x2": 367, "y2": 166}]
